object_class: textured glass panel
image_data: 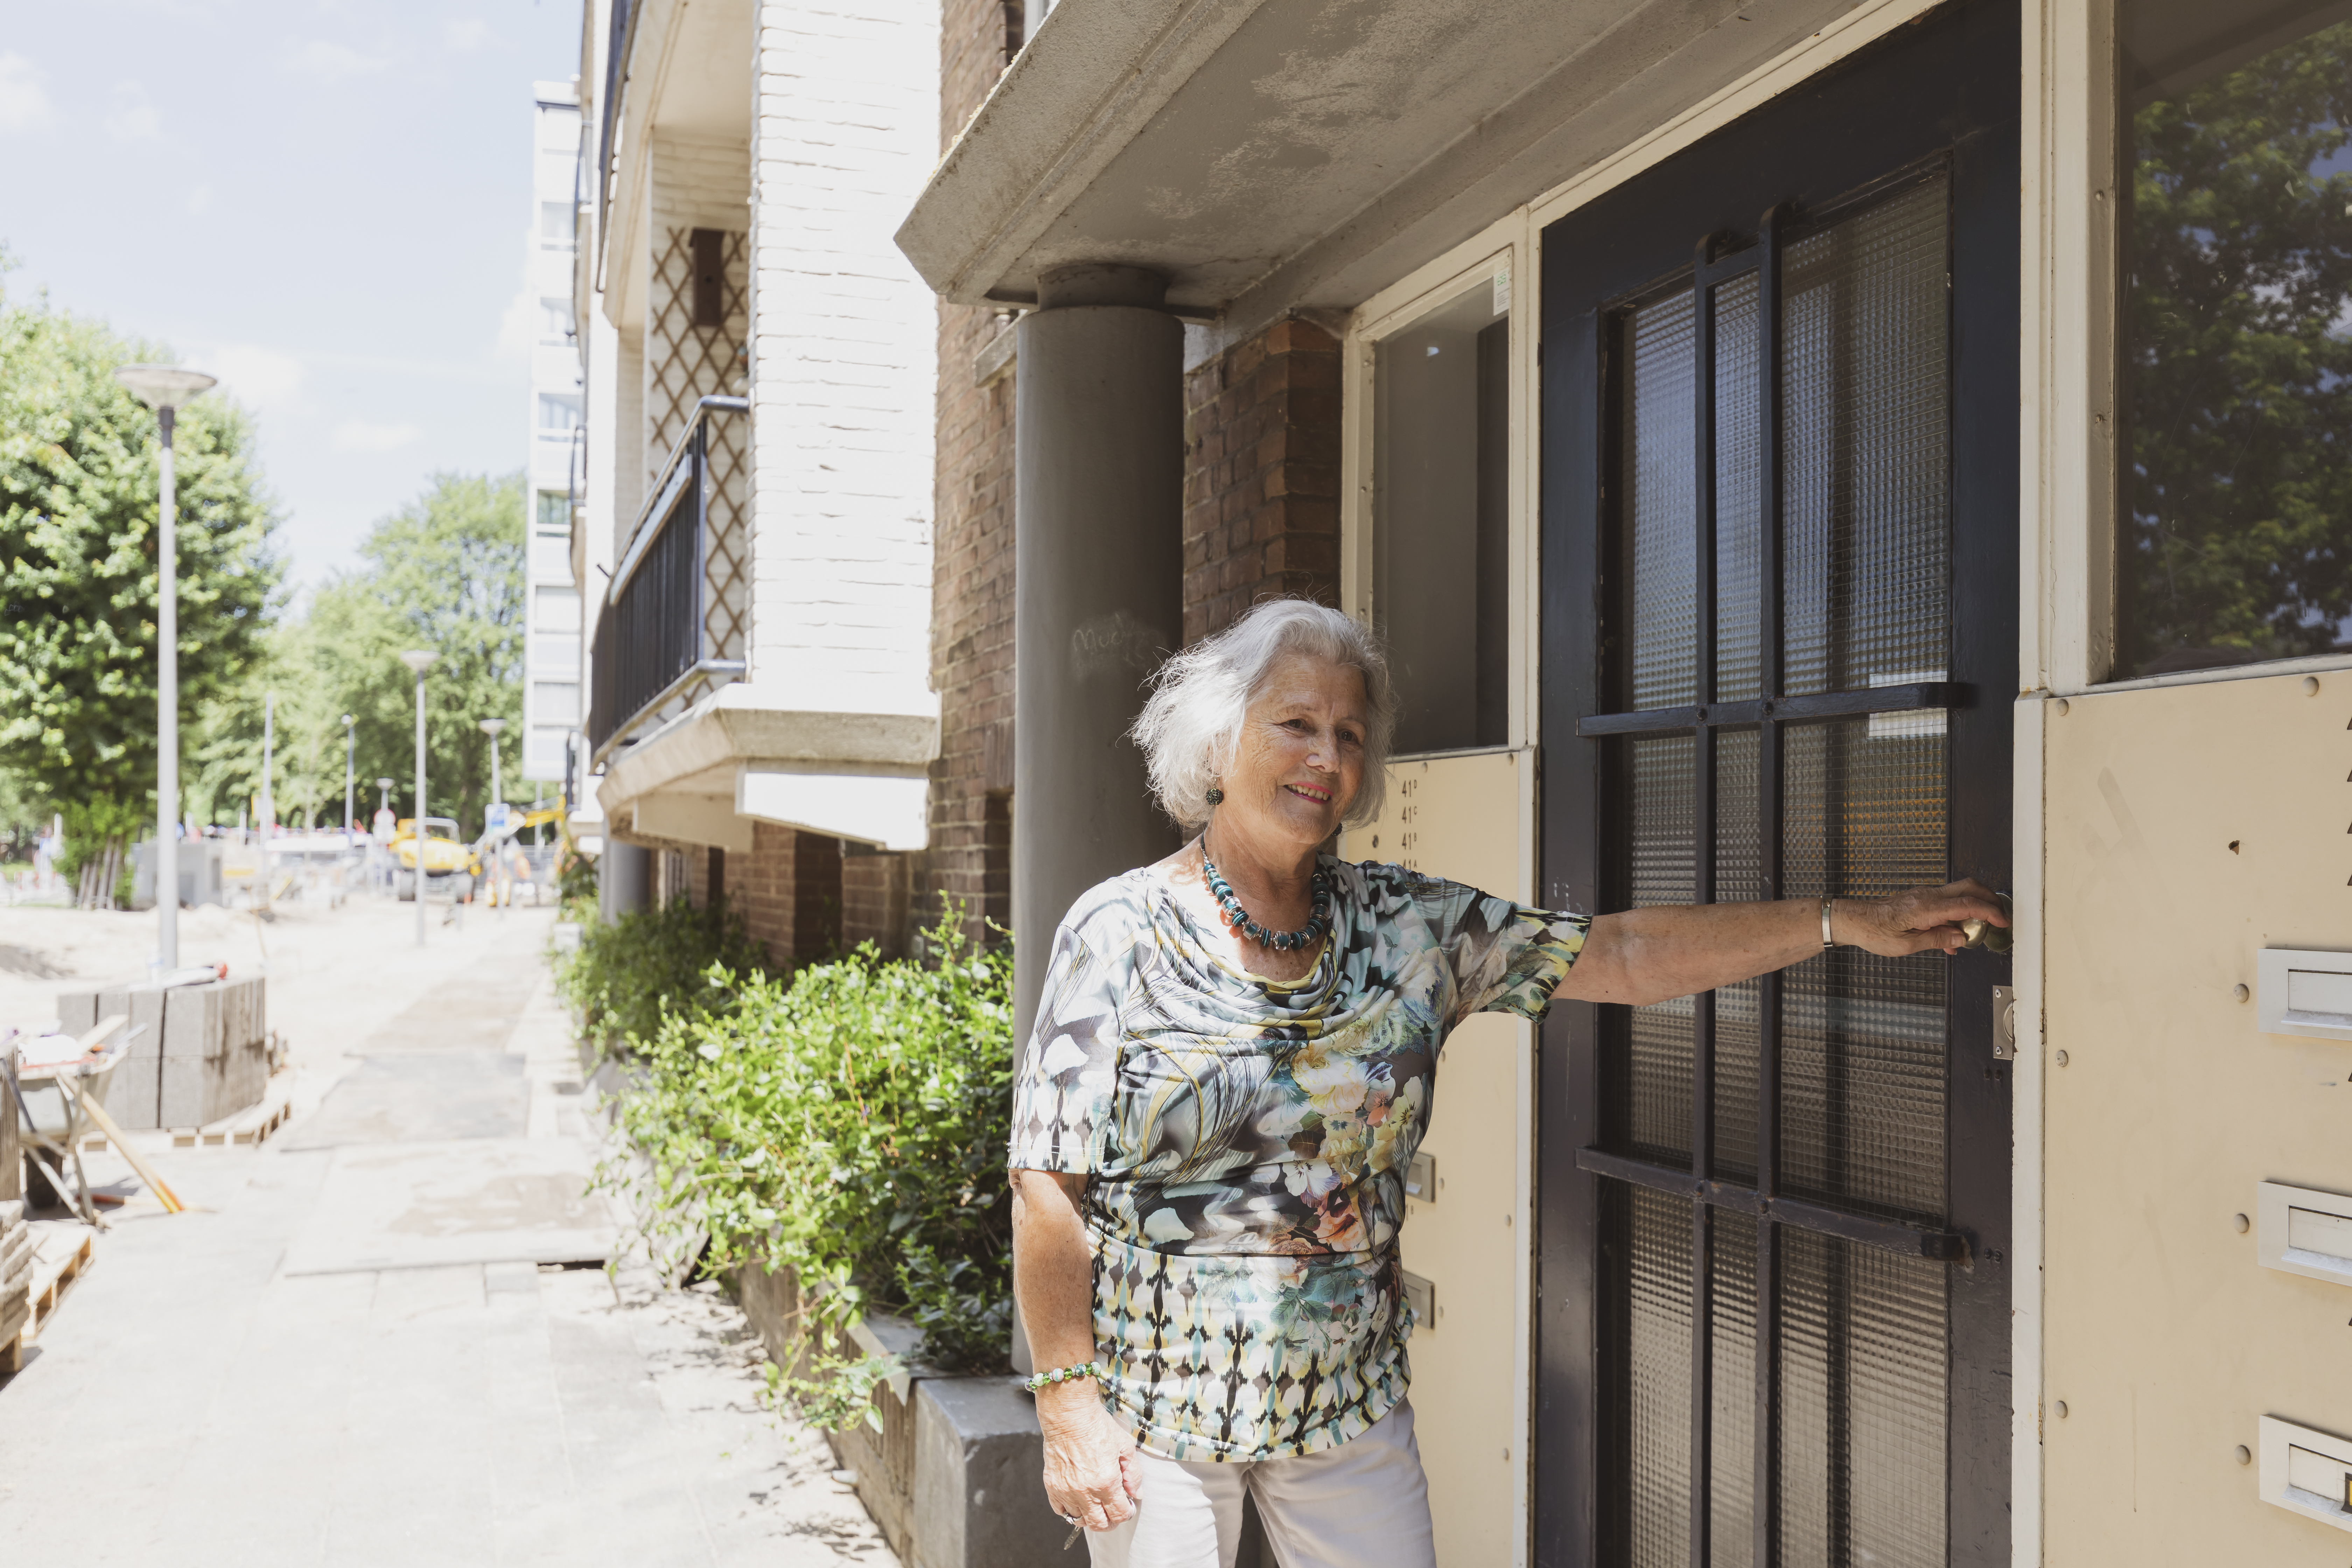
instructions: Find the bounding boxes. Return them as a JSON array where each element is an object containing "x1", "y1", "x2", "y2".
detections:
[
  {"x1": 1781, "y1": 178, "x2": 1950, "y2": 696},
  {"x1": 1780, "y1": 720, "x2": 1948, "y2": 1218},
  {"x1": 1777, "y1": 1227, "x2": 1948, "y2": 1568},
  {"x1": 1377, "y1": 283, "x2": 1512, "y2": 751},
  {"x1": 1626, "y1": 290, "x2": 1699, "y2": 708},
  {"x1": 1628, "y1": 1187, "x2": 1694, "y2": 1568},
  {"x1": 1714, "y1": 272, "x2": 1764, "y2": 702},
  {"x1": 1625, "y1": 734, "x2": 1696, "y2": 1160},
  {"x1": 1713, "y1": 728, "x2": 1761, "y2": 1182},
  {"x1": 2115, "y1": 8, "x2": 2352, "y2": 678},
  {"x1": 1710, "y1": 1211, "x2": 1758, "y2": 1568}
]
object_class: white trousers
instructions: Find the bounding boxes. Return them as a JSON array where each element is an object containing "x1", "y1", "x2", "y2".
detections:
[{"x1": 1086, "y1": 1399, "x2": 1436, "y2": 1568}]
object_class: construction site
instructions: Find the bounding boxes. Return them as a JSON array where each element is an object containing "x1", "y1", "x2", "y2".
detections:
[{"x1": 0, "y1": 858, "x2": 896, "y2": 1566}]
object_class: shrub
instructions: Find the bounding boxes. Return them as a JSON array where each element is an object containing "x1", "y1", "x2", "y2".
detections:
[
  {"x1": 597, "y1": 901, "x2": 1014, "y2": 1419},
  {"x1": 555, "y1": 894, "x2": 774, "y2": 1052}
]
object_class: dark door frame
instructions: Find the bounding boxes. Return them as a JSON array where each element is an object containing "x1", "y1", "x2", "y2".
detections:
[{"x1": 1534, "y1": 4, "x2": 2021, "y2": 1564}]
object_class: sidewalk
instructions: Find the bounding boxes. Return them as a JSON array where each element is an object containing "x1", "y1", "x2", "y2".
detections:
[{"x1": 0, "y1": 901, "x2": 894, "y2": 1567}]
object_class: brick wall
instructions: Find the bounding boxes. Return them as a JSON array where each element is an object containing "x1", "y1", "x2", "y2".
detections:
[
  {"x1": 1182, "y1": 318, "x2": 1343, "y2": 643},
  {"x1": 724, "y1": 822, "x2": 845, "y2": 966},
  {"x1": 915, "y1": 0, "x2": 1024, "y2": 950}
]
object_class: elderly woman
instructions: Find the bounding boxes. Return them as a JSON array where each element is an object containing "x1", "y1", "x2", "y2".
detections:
[{"x1": 1010, "y1": 599, "x2": 2001, "y2": 1567}]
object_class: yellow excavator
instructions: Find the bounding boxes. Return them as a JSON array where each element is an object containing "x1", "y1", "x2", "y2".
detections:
[
  {"x1": 389, "y1": 817, "x2": 481, "y2": 900},
  {"x1": 391, "y1": 807, "x2": 567, "y2": 902}
]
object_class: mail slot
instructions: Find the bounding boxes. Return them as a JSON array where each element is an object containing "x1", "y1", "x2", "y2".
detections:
[
  {"x1": 2258, "y1": 949, "x2": 2352, "y2": 1040},
  {"x1": 2258, "y1": 1181, "x2": 2352, "y2": 1287},
  {"x1": 2262, "y1": 1416, "x2": 2352, "y2": 1533}
]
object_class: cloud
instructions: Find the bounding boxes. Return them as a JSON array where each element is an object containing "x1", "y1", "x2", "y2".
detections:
[
  {"x1": 197, "y1": 342, "x2": 310, "y2": 417},
  {"x1": 329, "y1": 419, "x2": 424, "y2": 454},
  {"x1": 187, "y1": 182, "x2": 213, "y2": 215},
  {"x1": 104, "y1": 82, "x2": 160, "y2": 143},
  {"x1": 0, "y1": 53, "x2": 51, "y2": 131},
  {"x1": 441, "y1": 18, "x2": 495, "y2": 52},
  {"x1": 282, "y1": 41, "x2": 388, "y2": 82}
]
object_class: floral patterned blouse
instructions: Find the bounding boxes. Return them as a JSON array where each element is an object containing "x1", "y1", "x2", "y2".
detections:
[{"x1": 1008, "y1": 855, "x2": 1589, "y2": 1462}]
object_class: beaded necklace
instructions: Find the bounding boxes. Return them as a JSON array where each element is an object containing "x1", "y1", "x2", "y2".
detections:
[{"x1": 1200, "y1": 845, "x2": 1333, "y2": 954}]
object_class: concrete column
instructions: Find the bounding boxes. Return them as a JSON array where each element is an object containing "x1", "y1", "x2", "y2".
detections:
[
  {"x1": 1010, "y1": 265, "x2": 1184, "y2": 1375},
  {"x1": 1011, "y1": 264, "x2": 1185, "y2": 1050},
  {"x1": 600, "y1": 839, "x2": 650, "y2": 924}
]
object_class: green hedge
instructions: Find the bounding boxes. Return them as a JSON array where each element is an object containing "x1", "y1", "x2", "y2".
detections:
[
  {"x1": 555, "y1": 894, "x2": 774, "y2": 1050},
  {"x1": 570, "y1": 897, "x2": 1014, "y2": 1422}
]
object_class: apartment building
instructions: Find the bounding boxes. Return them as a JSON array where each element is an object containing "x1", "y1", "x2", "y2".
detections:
[
  {"x1": 894, "y1": 1, "x2": 2352, "y2": 1564},
  {"x1": 571, "y1": 0, "x2": 940, "y2": 956},
  {"x1": 524, "y1": 80, "x2": 586, "y2": 793}
]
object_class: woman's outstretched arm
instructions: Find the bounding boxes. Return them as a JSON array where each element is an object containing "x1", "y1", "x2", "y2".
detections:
[{"x1": 1553, "y1": 877, "x2": 2007, "y2": 1008}]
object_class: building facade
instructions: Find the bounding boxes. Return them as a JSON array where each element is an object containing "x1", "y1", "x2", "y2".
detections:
[
  {"x1": 570, "y1": 0, "x2": 941, "y2": 961},
  {"x1": 895, "y1": 1, "x2": 2352, "y2": 1564},
  {"x1": 524, "y1": 80, "x2": 586, "y2": 791}
]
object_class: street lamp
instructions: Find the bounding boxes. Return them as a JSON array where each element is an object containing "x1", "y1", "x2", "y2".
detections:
[
  {"x1": 376, "y1": 777, "x2": 395, "y2": 821},
  {"x1": 479, "y1": 717, "x2": 506, "y2": 835},
  {"x1": 480, "y1": 717, "x2": 507, "y2": 913},
  {"x1": 343, "y1": 714, "x2": 356, "y2": 835},
  {"x1": 399, "y1": 650, "x2": 438, "y2": 946},
  {"x1": 115, "y1": 362, "x2": 216, "y2": 970}
]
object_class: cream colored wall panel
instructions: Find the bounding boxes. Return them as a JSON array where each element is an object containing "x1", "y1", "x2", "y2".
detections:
[
  {"x1": 2044, "y1": 670, "x2": 2352, "y2": 1565},
  {"x1": 1341, "y1": 747, "x2": 1532, "y2": 1568}
]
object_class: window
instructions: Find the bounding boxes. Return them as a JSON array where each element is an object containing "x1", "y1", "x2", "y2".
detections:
[
  {"x1": 534, "y1": 585, "x2": 581, "y2": 634},
  {"x1": 1373, "y1": 273, "x2": 1511, "y2": 754},
  {"x1": 531, "y1": 682, "x2": 581, "y2": 727},
  {"x1": 536, "y1": 393, "x2": 582, "y2": 433},
  {"x1": 540, "y1": 201, "x2": 576, "y2": 250},
  {"x1": 2115, "y1": 0, "x2": 2352, "y2": 679},
  {"x1": 535, "y1": 491, "x2": 570, "y2": 530},
  {"x1": 529, "y1": 531, "x2": 571, "y2": 581},
  {"x1": 539, "y1": 297, "x2": 574, "y2": 344}
]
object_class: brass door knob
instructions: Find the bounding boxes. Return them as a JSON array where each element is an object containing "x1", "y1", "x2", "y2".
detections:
[{"x1": 1960, "y1": 892, "x2": 2014, "y2": 953}]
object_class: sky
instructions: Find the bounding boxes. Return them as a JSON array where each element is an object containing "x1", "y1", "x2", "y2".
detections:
[{"x1": 0, "y1": 1, "x2": 583, "y2": 601}]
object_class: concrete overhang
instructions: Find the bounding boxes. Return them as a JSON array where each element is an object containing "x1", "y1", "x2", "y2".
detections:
[
  {"x1": 596, "y1": 683, "x2": 939, "y2": 853},
  {"x1": 898, "y1": 0, "x2": 1872, "y2": 347},
  {"x1": 598, "y1": 0, "x2": 755, "y2": 327}
]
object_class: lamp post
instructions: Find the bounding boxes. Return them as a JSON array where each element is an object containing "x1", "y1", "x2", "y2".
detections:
[
  {"x1": 375, "y1": 777, "x2": 395, "y2": 896},
  {"x1": 259, "y1": 691, "x2": 275, "y2": 911},
  {"x1": 479, "y1": 718, "x2": 506, "y2": 835},
  {"x1": 400, "y1": 651, "x2": 438, "y2": 946},
  {"x1": 343, "y1": 714, "x2": 356, "y2": 835},
  {"x1": 114, "y1": 363, "x2": 217, "y2": 970},
  {"x1": 480, "y1": 717, "x2": 507, "y2": 912}
]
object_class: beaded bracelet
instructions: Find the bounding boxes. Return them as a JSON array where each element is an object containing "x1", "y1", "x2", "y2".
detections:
[{"x1": 1022, "y1": 1359, "x2": 1107, "y2": 1393}]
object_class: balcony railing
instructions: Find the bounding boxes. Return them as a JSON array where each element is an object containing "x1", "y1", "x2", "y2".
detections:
[{"x1": 587, "y1": 396, "x2": 749, "y2": 764}]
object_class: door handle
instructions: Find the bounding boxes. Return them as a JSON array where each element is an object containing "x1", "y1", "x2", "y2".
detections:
[{"x1": 1960, "y1": 891, "x2": 2013, "y2": 953}]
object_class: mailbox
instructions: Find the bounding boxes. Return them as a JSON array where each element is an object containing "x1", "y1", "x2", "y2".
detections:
[{"x1": 2257, "y1": 948, "x2": 2352, "y2": 1041}]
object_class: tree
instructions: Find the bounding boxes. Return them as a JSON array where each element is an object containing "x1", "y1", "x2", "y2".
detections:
[
  {"x1": 0, "y1": 286, "x2": 280, "y2": 875},
  {"x1": 2121, "y1": 23, "x2": 2352, "y2": 675},
  {"x1": 307, "y1": 472, "x2": 527, "y2": 836}
]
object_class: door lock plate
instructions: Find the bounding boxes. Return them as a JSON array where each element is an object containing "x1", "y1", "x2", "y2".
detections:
[{"x1": 1992, "y1": 985, "x2": 2017, "y2": 1060}]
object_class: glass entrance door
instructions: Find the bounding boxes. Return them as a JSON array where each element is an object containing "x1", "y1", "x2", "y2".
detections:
[{"x1": 1535, "y1": 5, "x2": 2019, "y2": 1565}]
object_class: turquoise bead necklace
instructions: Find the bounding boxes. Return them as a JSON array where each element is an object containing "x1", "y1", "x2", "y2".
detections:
[{"x1": 1200, "y1": 794, "x2": 1333, "y2": 953}]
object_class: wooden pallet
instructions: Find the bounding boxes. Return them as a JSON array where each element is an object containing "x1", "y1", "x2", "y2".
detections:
[
  {"x1": 2, "y1": 1224, "x2": 97, "y2": 1369},
  {"x1": 80, "y1": 1073, "x2": 295, "y2": 1153}
]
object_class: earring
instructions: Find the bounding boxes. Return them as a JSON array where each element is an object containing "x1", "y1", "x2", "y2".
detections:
[{"x1": 1205, "y1": 788, "x2": 1225, "y2": 806}]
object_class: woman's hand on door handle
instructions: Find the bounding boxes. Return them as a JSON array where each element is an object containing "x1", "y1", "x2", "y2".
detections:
[{"x1": 1832, "y1": 877, "x2": 2008, "y2": 958}]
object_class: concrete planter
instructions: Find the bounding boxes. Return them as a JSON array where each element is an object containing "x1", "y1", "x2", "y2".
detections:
[{"x1": 732, "y1": 1260, "x2": 1067, "y2": 1568}]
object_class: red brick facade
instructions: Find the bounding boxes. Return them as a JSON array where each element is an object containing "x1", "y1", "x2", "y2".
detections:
[
  {"x1": 911, "y1": 0, "x2": 1025, "y2": 951},
  {"x1": 1182, "y1": 319, "x2": 1344, "y2": 643}
]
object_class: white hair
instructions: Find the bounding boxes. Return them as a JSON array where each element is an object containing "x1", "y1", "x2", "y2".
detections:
[{"x1": 1129, "y1": 598, "x2": 1395, "y2": 834}]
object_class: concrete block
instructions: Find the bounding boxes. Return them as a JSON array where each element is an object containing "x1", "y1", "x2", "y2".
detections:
[
  {"x1": 159, "y1": 1056, "x2": 209, "y2": 1129},
  {"x1": 54, "y1": 990, "x2": 96, "y2": 1035},
  {"x1": 97, "y1": 983, "x2": 166, "y2": 1130},
  {"x1": 911, "y1": 1378, "x2": 1068, "y2": 1568},
  {"x1": 162, "y1": 982, "x2": 220, "y2": 1059}
]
